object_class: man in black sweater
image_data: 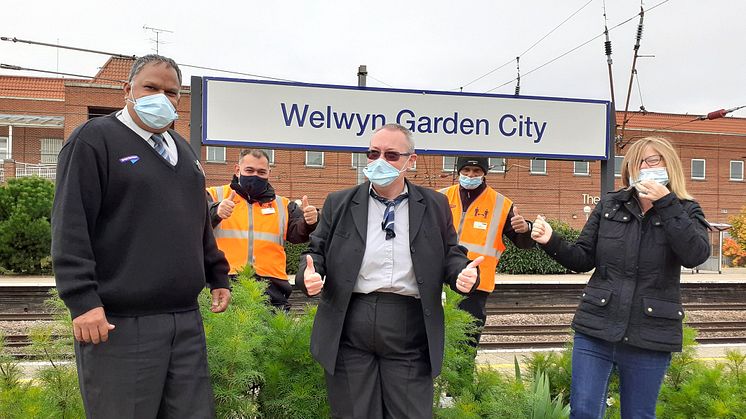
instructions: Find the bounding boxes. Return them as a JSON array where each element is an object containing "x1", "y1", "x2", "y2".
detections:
[{"x1": 52, "y1": 54, "x2": 231, "y2": 419}]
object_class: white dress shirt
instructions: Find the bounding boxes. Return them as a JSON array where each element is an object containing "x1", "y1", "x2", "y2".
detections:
[
  {"x1": 353, "y1": 184, "x2": 419, "y2": 298},
  {"x1": 117, "y1": 107, "x2": 178, "y2": 165}
]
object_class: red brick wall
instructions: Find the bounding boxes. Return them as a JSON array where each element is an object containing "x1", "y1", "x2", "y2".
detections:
[{"x1": 2, "y1": 77, "x2": 745, "y2": 229}]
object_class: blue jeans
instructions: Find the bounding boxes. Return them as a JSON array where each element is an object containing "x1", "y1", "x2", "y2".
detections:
[{"x1": 571, "y1": 332, "x2": 671, "y2": 419}]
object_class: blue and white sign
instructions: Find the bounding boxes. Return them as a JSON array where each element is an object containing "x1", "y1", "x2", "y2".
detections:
[{"x1": 202, "y1": 77, "x2": 611, "y2": 160}]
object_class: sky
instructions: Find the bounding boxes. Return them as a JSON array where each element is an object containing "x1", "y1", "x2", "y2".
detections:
[{"x1": 2, "y1": 0, "x2": 745, "y2": 118}]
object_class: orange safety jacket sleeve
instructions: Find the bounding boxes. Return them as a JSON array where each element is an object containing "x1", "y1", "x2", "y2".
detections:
[{"x1": 503, "y1": 205, "x2": 536, "y2": 249}]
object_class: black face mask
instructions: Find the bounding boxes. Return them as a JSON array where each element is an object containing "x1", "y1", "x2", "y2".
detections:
[{"x1": 238, "y1": 175, "x2": 268, "y2": 197}]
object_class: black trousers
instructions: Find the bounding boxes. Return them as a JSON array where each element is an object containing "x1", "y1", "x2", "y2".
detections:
[
  {"x1": 325, "y1": 292, "x2": 433, "y2": 419},
  {"x1": 458, "y1": 289, "x2": 490, "y2": 347},
  {"x1": 74, "y1": 309, "x2": 215, "y2": 419}
]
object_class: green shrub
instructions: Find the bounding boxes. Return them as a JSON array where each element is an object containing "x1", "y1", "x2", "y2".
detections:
[
  {"x1": 200, "y1": 266, "x2": 328, "y2": 418},
  {"x1": 524, "y1": 344, "x2": 573, "y2": 404},
  {"x1": 284, "y1": 242, "x2": 309, "y2": 275},
  {"x1": 498, "y1": 219, "x2": 581, "y2": 274},
  {"x1": 0, "y1": 176, "x2": 54, "y2": 274}
]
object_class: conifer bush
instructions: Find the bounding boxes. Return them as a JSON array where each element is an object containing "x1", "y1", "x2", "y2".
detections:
[
  {"x1": 0, "y1": 176, "x2": 54, "y2": 274},
  {"x1": 1, "y1": 275, "x2": 745, "y2": 417}
]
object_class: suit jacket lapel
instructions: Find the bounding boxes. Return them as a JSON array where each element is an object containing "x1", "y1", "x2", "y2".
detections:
[
  {"x1": 407, "y1": 179, "x2": 425, "y2": 245},
  {"x1": 351, "y1": 183, "x2": 369, "y2": 242}
]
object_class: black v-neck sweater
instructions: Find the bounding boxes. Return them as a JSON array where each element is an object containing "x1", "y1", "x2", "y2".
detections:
[{"x1": 52, "y1": 114, "x2": 229, "y2": 318}]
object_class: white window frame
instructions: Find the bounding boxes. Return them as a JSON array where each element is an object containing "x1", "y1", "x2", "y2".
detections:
[
  {"x1": 614, "y1": 156, "x2": 624, "y2": 178},
  {"x1": 573, "y1": 161, "x2": 590, "y2": 176},
  {"x1": 530, "y1": 159, "x2": 546, "y2": 175},
  {"x1": 40, "y1": 138, "x2": 63, "y2": 164},
  {"x1": 691, "y1": 159, "x2": 706, "y2": 180},
  {"x1": 0, "y1": 137, "x2": 8, "y2": 160},
  {"x1": 489, "y1": 157, "x2": 506, "y2": 173},
  {"x1": 305, "y1": 151, "x2": 324, "y2": 167},
  {"x1": 442, "y1": 156, "x2": 457, "y2": 172},
  {"x1": 351, "y1": 152, "x2": 367, "y2": 168},
  {"x1": 261, "y1": 149, "x2": 275, "y2": 165},
  {"x1": 205, "y1": 146, "x2": 226, "y2": 163},
  {"x1": 730, "y1": 160, "x2": 744, "y2": 181}
]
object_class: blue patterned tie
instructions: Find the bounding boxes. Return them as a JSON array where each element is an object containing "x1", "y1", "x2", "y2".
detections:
[
  {"x1": 370, "y1": 189, "x2": 408, "y2": 240},
  {"x1": 151, "y1": 133, "x2": 171, "y2": 164}
]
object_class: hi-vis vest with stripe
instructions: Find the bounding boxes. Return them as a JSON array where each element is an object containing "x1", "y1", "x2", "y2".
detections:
[
  {"x1": 207, "y1": 185, "x2": 289, "y2": 279},
  {"x1": 439, "y1": 185, "x2": 512, "y2": 292}
]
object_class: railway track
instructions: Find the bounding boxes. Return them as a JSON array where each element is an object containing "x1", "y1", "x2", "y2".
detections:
[
  {"x1": 482, "y1": 321, "x2": 746, "y2": 337},
  {"x1": 4, "y1": 282, "x2": 746, "y2": 354},
  {"x1": 486, "y1": 303, "x2": 746, "y2": 316},
  {"x1": 478, "y1": 336, "x2": 746, "y2": 350}
]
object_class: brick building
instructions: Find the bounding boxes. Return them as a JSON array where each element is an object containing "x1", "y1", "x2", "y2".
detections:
[{"x1": 1, "y1": 57, "x2": 745, "y2": 230}]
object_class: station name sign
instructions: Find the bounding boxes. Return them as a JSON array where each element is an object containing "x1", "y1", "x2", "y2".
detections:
[{"x1": 202, "y1": 78, "x2": 611, "y2": 160}]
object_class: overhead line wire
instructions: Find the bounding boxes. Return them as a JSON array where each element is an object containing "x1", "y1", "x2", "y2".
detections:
[
  {"x1": 484, "y1": 0, "x2": 671, "y2": 94},
  {"x1": 1, "y1": 36, "x2": 298, "y2": 83},
  {"x1": 457, "y1": 0, "x2": 595, "y2": 91}
]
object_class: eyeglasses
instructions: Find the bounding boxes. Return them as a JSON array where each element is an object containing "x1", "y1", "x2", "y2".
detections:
[
  {"x1": 366, "y1": 149, "x2": 412, "y2": 162},
  {"x1": 640, "y1": 154, "x2": 663, "y2": 166}
]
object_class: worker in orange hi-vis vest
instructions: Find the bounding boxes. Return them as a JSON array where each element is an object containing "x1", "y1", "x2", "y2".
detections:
[
  {"x1": 207, "y1": 149, "x2": 318, "y2": 311},
  {"x1": 439, "y1": 156, "x2": 535, "y2": 347}
]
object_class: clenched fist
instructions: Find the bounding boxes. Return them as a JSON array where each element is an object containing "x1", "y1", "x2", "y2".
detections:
[{"x1": 531, "y1": 215, "x2": 553, "y2": 244}]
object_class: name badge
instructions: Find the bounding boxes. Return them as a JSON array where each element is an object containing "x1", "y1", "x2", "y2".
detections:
[
  {"x1": 473, "y1": 221, "x2": 488, "y2": 230},
  {"x1": 261, "y1": 207, "x2": 276, "y2": 215}
]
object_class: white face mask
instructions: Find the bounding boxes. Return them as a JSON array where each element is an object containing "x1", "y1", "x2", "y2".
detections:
[
  {"x1": 128, "y1": 91, "x2": 178, "y2": 129},
  {"x1": 363, "y1": 157, "x2": 409, "y2": 187},
  {"x1": 629, "y1": 167, "x2": 669, "y2": 191}
]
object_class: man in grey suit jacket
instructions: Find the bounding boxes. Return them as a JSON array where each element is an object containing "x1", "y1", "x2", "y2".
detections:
[{"x1": 297, "y1": 123, "x2": 483, "y2": 418}]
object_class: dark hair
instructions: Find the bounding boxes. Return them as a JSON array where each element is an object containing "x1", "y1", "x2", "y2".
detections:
[{"x1": 128, "y1": 54, "x2": 182, "y2": 85}]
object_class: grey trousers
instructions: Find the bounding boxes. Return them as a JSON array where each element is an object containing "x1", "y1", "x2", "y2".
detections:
[
  {"x1": 74, "y1": 309, "x2": 215, "y2": 419},
  {"x1": 325, "y1": 292, "x2": 433, "y2": 419}
]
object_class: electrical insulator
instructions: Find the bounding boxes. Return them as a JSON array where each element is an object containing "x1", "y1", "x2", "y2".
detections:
[
  {"x1": 605, "y1": 40, "x2": 612, "y2": 56},
  {"x1": 706, "y1": 109, "x2": 727, "y2": 120},
  {"x1": 636, "y1": 24, "x2": 644, "y2": 43}
]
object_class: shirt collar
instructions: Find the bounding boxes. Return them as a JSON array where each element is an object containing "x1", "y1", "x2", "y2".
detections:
[
  {"x1": 368, "y1": 183, "x2": 409, "y2": 199},
  {"x1": 117, "y1": 106, "x2": 161, "y2": 142}
]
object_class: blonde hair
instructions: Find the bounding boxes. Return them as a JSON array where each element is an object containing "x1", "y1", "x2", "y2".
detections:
[{"x1": 620, "y1": 137, "x2": 693, "y2": 200}]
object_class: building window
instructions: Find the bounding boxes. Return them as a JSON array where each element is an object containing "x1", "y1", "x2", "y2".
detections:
[
  {"x1": 261, "y1": 149, "x2": 275, "y2": 165},
  {"x1": 351, "y1": 153, "x2": 366, "y2": 168},
  {"x1": 443, "y1": 156, "x2": 457, "y2": 172},
  {"x1": 574, "y1": 161, "x2": 590, "y2": 176},
  {"x1": 691, "y1": 159, "x2": 706, "y2": 180},
  {"x1": 88, "y1": 107, "x2": 119, "y2": 119},
  {"x1": 305, "y1": 151, "x2": 324, "y2": 167},
  {"x1": 489, "y1": 157, "x2": 506, "y2": 173},
  {"x1": 0, "y1": 137, "x2": 8, "y2": 159},
  {"x1": 206, "y1": 146, "x2": 226, "y2": 163},
  {"x1": 530, "y1": 159, "x2": 546, "y2": 175},
  {"x1": 40, "y1": 138, "x2": 63, "y2": 164},
  {"x1": 731, "y1": 161, "x2": 744, "y2": 181},
  {"x1": 614, "y1": 156, "x2": 624, "y2": 177}
]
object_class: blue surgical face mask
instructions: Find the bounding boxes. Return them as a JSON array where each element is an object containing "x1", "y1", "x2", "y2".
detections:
[
  {"x1": 129, "y1": 92, "x2": 178, "y2": 129},
  {"x1": 363, "y1": 157, "x2": 408, "y2": 187},
  {"x1": 459, "y1": 174, "x2": 483, "y2": 190},
  {"x1": 629, "y1": 167, "x2": 669, "y2": 190}
]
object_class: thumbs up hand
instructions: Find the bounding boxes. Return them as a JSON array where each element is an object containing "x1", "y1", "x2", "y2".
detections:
[
  {"x1": 303, "y1": 255, "x2": 324, "y2": 296},
  {"x1": 457, "y1": 256, "x2": 484, "y2": 293},
  {"x1": 510, "y1": 205, "x2": 530, "y2": 233},
  {"x1": 301, "y1": 195, "x2": 318, "y2": 225},
  {"x1": 531, "y1": 215, "x2": 553, "y2": 244},
  {"x1": 218, "y1": 191, "x2": 237, "y2": 219}
]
